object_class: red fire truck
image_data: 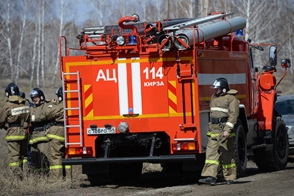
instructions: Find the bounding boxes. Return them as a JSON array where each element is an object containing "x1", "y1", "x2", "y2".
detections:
[{"x1": 59, "y1": 12, "x2": 290, "y2": 183}]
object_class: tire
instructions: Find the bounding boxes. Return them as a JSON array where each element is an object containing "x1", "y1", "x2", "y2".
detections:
[
  {"x1": 253, "y1": 116, "x2": 289, "y2": 172},
  {"x1": 234, "y1": 120, "x2": 247, "y2": 178},
  {"x1": 109, "y1": 162, "x2": 142, "y2": 183}
]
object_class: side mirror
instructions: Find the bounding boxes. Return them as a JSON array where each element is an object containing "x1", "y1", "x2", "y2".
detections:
[
  {"x1": 269, "y1": 45, "x2": 277, "y2": 66},
  {"x1": 281, "y1": 59, "x2": 291, "y2": 68}
]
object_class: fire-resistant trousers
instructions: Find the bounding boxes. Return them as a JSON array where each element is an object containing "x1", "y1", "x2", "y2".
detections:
[
  {"x1": 49, "y1": 138, "x2": 63, "y2": 181},
  {"x1": 48, "y1": 138, "x2": 72, "y2": 181},
  {"x1": 201, "y1": 130, "x2": 237, "y2": 181},
  {"x1": 30, "y1": 141, "x2": 50, "y2": 175},
  {"x1": 7, "y1": 139, "x2": 28, "y2": 178}
]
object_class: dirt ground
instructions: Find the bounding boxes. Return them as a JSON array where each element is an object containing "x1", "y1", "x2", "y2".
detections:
[{"x1": 46, "y1": 157, "x2": 294, "y2": 196}]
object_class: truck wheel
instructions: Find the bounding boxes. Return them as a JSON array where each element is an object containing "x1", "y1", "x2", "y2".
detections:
[
  {"x1": 109, "y1": 163, "x2": 142, "y2": 183},
  {"x1": 253, "y1": 116, "x2": 289, "y2": 171},
  {"x1": 234, "y1": 120, "x2": 247, "y2": 178}
]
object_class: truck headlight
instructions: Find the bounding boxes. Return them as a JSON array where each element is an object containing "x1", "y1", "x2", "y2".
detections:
[{"x1": 116, "y1": 36, "x2": 125, "y2": 46}]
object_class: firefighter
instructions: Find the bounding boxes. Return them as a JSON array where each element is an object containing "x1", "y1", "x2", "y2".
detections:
[
  {"x1": 47, "y1": 87, "x2": 72, "y2": 182},
  {"x1": 198, "y1": 78, "x2": 239, "y2": 185},
  {"x1": 29, "y1": 88, "x2": 51, "y2": 175},
  {"x1": 0, "y1": 83, "x2": 30, "y2": 179}
]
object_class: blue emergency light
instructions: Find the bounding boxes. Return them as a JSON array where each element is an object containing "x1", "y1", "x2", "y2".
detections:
[
  {"x1": 128, "y1": 35, "x2": 137, "y2": 45},
  {"x1": 235, "y1": 29, "x2": 243, "y2": 37}
]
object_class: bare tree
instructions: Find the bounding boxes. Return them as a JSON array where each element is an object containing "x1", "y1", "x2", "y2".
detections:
[
  {"x1": 35, "y1": 0, "x2": 41, "y2": 87},
  {"x1": 51, "y1": 1, "x2": 76, "y2": 87},
  {"x1": 30, "y1": 23, "x2": 38, "y2": 88},
  {"x1": 168, "y1": 0, "x2": 195, "y2": 19},
  {"x1": 1, "y1": 0, "x2": 14, "y2": 81},
  {"x1": 197, "y1": 0, "x2": 210, "y2": 17},
  {"x1": 280, "y1": 0, "x2": 294, "y2": 74},
  {"x1": 89, "y1": 0, "x2": 104, "y2": 26},
  {"x1": 29, "y1": 2, "x2": 39, "y2": 88},
  {"x1": 15, "y1": 0, "x2": 32, "y2": 82},
  {"x1": 52, "y1": 0, "x2": 66, "y2": 88},
  {"x1": 41, "y1": 0, "x2": 46, "y2": 87}
]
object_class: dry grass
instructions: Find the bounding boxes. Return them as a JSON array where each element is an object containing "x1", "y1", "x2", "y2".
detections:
[{"x1": 0, "y1": 129, "x2": 86, "y2": 196}]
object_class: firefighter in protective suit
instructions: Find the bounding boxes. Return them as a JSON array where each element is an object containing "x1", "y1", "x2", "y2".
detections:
[
  {"x1": 47, "y1": 87, "x2": 72, "y2": 182},
  {"x1": 29, "y1": 88, "x2": 51, "y2": 174},
  {"x1": 0, "y1": 83, "x2": 30, "y2": 179},
  {"x1": 198, "y1": 78, "x2": 239, "y2": 185}
]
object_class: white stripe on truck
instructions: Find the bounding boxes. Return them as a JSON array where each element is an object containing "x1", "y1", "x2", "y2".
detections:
[
  {"x1": 118, "y1": 58, "x2": 129, "y2": 115},
  {"x1": 131, "y1": 57, "x2": 142, "y2": 114}
]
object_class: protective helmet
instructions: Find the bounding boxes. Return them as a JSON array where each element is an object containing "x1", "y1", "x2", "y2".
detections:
[
  {"x1": 19, "y1": 92, "x2": 25, "y2": 99},
  {"x1": 5, "y1": 83, "x2": 20, "y2": 97},
  {"x1": 211, "y1": 78, "x2": 230, "y2": 93},
  {"x1": 30, "y1": 88, "x2": 45, "y2": 101},
  {"x1": 55, "y1": 87, "x2": 63, "y2": 102}
]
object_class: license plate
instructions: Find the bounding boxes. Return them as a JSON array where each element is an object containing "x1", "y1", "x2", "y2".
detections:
[{"x1": 87, "y1": 127, "x2": 116, "y2": 135}]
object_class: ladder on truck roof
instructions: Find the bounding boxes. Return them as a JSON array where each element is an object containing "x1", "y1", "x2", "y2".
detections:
[{"x1": 62, "y1": 72, "x2": 83, "y2": 147}]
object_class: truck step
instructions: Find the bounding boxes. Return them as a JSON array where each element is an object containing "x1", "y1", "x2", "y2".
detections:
[{"x1": 251, "y1": 143, "x2": 273, "y2": 151}]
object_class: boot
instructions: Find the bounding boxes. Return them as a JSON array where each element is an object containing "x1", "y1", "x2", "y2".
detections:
[
  {"x1": 226, "y1": 180, "x2": 234, "y2": 185},
  {"x1": 198, "y1": 176, "x2": 216, "y2": 186}
]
